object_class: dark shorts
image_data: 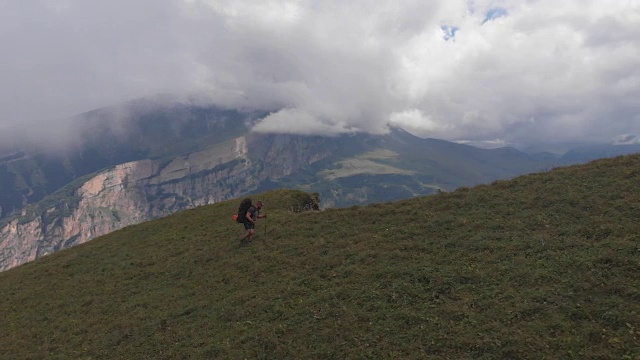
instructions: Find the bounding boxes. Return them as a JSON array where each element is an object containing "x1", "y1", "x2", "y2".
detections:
[{"x1": 243, "y1": 221, "x2": 255, "y2": 230}]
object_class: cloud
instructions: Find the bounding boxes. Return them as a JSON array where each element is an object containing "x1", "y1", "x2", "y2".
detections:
[
  {"x1": 1, "y1": 0, "x2": 639, "y2": 146},
  {"x1": 252, "y1": 108, "x2": 357, "y2": 136}
]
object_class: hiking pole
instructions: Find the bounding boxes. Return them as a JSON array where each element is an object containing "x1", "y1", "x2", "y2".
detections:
[{"x1": 264, "y1": 216, "x2": 267, "y2": 238}]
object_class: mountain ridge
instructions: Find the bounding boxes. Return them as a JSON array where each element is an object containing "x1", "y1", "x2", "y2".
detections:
[{"x1": 2, "y1": 102, "x2": 640, "y2": 270}]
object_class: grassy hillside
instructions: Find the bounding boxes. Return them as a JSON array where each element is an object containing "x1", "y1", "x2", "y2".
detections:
[{"x1": 1, "y1": 156, "x2": 640, "y2": 359}]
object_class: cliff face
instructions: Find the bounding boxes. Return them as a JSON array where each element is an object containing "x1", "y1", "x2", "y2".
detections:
[
  {"x1": 0, "y1": 101, "x2": 255, "y2": 223},
  {"x1": 0, "y1": 134, "x2": 332, "y2": 271}
]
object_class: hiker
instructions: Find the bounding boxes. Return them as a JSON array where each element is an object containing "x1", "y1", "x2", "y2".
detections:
[{"x1": 240, "y1": 200, "x2": 266, "y2": 244}]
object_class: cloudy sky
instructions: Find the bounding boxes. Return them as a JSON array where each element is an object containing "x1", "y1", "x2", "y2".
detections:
[{"x1": 1, "y1": 0, "x2": 639, "y2": 145}]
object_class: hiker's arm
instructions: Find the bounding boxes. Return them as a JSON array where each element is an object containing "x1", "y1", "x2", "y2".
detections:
[
  {"x1": 258, "y1": 213, "x2": 266, "y2": 219},
  {"x1": 246, "y1": 211, "x2": 256, "y2": 223}
]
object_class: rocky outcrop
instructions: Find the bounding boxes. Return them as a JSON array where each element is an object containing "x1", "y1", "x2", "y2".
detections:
[{"x1": 0, "y1": 134, "x2": 332, "y2": 271}]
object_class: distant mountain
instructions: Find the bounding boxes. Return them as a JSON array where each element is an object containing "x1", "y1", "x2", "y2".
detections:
[
  {"x1": 520, "y1": 138, "x2": 640, "y2": 167},
  {"x1": 558, "y1": 144, "x2": 640, "y2": 165},
  {"x1": 2, "y1": 100, "x2": 639, "y2": 270},
  {"x1": 258, "y1": 129, "x2": 558, "y2": 207},
  {"x1": 0, "y1": 98, "x2": 259, "y2": 219}
]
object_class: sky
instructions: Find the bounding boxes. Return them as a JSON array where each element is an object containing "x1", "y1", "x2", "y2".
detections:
[{"x1": 1, "y1": 0, "x2": 639, "y2": 146}]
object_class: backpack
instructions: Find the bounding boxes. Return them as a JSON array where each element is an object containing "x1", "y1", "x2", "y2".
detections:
[{"x1": 236, "y1": 198, "x2": 252, "y2": 223}]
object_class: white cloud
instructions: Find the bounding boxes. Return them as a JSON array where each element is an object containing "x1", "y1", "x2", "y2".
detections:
[
  {"x1": 389, "y1": 109, "x2": 448, "y2": 134},
  {"x1": 454, "y1": 138, "x2": 509, "y2": 149},
  {"x1": 252, "y1": 108, "x2": 356, "y2": 136},
  {"x1": 1, "y1": 0, "x2": 638, "y2": 145}
]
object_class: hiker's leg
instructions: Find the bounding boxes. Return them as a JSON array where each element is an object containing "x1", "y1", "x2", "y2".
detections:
[
  {"x1": 241, "y1": 222, "x2": 253, "y2": 242},
  {"x1": 248, "y1": 229, "x2": 255, "y2": 242}
]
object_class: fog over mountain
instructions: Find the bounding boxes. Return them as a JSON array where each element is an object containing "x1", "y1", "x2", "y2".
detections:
[{"x1": 1, "y1": 1, "x2": 638, "y2": 146}]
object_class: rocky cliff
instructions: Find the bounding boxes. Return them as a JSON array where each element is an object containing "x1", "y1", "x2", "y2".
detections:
[{"x1": 0, "y1": 134, "x2": 333, "y2": 271}]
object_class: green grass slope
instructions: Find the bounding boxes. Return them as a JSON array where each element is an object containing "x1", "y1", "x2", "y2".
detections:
[{"x1": 1, "y1": 157, "x2": 639, "y2": 359}]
